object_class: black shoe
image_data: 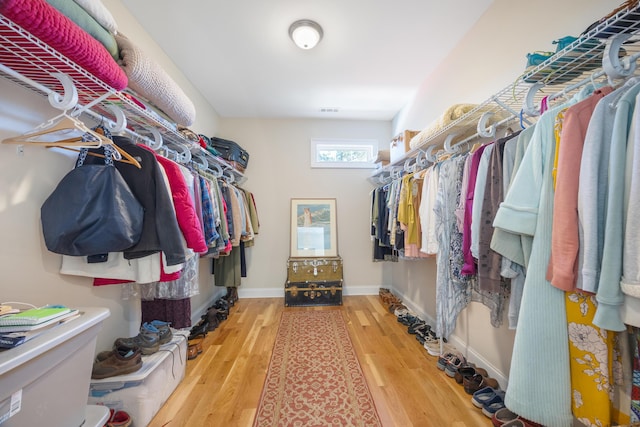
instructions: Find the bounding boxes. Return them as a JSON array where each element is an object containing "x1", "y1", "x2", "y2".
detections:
[
  {"x1": 214, "y1": 299, "x2": 229, "y2": 311},
  {"x1": 188, "y1": 320, "x2": 209, "y2": 340},
  {"x1": 202, "y1": 308, "x2": 221, "y2": 331},
  {"x1": 224, "y1": 287, "x2": 236, "y2": 306}
]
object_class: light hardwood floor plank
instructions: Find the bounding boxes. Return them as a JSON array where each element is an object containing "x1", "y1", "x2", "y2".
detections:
[{"x1": 148, "y1": 296, "x2": 494, "y2": 427}]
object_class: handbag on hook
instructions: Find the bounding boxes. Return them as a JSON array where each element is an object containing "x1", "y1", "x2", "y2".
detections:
[{"x1": 40, "y1": 145, "x2": 144, "y2": 256}]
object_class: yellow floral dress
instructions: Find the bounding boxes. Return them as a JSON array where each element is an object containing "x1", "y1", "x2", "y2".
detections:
[{"x1": 566, "y1": 291, "x2": 627, "y2": 426}]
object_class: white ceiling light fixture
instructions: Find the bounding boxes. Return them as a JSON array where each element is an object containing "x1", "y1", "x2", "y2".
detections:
[{"x1": 289, "y1": 19, "x2": 323, "y2": 50}]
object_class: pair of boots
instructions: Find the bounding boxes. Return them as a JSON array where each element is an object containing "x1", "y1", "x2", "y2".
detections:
[{"x1": 224, "y1": 287, "x2": 238, "y2": 306}]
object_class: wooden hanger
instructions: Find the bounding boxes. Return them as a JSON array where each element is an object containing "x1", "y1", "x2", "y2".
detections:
[
  {"x1": 2, "y1": 112, "x2": 104, "y2": 146},
  {"x1": 2, "y1": 112, "x2": 141, "y2": 168},
  {"x1": 436, "y1": 151, "x2": 452, "y2": 162},
  {"x1": 53, "y1": 127, "x2": 142, "y2": 169},
  {"x1": 470, "y1": 141, "x2": 484, "y2": 153}
]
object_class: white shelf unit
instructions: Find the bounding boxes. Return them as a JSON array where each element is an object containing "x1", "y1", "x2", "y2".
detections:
[
  {"x1": 372, "y1": 4, "x2": 640, "y2": 184},
  {"x1": 0, "y1": 15, "x2": 245, "y2": 183}
]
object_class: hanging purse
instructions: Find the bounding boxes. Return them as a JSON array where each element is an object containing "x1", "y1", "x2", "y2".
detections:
[{"x1": 41, "y1": 144, "x2": 144, "y2": 256}]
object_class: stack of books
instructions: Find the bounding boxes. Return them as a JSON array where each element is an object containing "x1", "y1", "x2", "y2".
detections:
[{"x1": 0, "y1": 307, "x2": 80, "y2": 348}]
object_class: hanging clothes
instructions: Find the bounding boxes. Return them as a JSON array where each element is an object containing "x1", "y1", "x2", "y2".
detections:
[
  {"x1": 577, "y1": 78, "x2": 640, "y2": 297},
  {"x1": 595, "y1": 80, "x2": 640, "y2": 331},
  {"x1": 622, "y1": 91, "x2": 640, "y2": 327},
  {"x1": 419, "y1": 164, "x2": 439, "y2": 255},
  {"x1": 371, "y1": 186, "x2": 394, "y2": 261},
  {"x1": 494, "y1": 99, "x2": 578, "y2": 427},
  {"x1": 547, "y1": 87, "x2": 613, "y2": 292},
  {"x1": 84, "y1": 136, "x2": 187, "y2": 265},
  {"x1": 139, "y1": 144, "x2": 208, "y2": 255},
  {"x1": 434, "y1": 155, "x2": 471, "y2": 339},
  {"x1": 461, "y1": 144, "x2": 488, "y2": 276}
]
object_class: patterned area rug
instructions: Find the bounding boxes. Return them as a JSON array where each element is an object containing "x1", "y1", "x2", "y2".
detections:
[{"x1": 253, "y1": 310, "x2": 382, "y2": 427}]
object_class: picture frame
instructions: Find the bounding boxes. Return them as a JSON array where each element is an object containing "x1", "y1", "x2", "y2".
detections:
[{"x1": 290, "y1": 198, "x2": 338, "y2": 258}]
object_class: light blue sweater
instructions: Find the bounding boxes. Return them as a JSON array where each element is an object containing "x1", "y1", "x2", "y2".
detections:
[{"x1": 595, "y1": 79, "x2": 640, "y2": 331}]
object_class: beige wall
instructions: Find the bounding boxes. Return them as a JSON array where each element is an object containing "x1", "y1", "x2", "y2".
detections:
[{"x1": 217, "y1": 118, "x2": 389, "y2": 296}]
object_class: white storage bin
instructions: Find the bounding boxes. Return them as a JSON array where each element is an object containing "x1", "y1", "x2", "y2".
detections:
[
  {"x1": 0, "y1": 307, "x2": 109, "y2": 427},
  {"x1": 88, "y1": 331, "x2": 187, "y2": 427}
]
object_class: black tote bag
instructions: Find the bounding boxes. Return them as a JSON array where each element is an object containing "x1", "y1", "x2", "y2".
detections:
[{"x1": 41, "y1": 145, "x2": 144, "y2": 256}]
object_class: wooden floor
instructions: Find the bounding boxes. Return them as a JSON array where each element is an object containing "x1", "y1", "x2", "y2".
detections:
[{"x1": 149, "y1": 295, "x2": 494, "y2": 427}]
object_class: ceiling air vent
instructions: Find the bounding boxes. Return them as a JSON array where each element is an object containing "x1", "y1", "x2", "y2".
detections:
[{"x1": 320, "y1": 108, "x2": 339, "y2": 113}]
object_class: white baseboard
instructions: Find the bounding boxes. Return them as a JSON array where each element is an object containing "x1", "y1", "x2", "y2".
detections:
[
  {"x1": 391, "y1": 287, "x2": 509, "y2": 389},
  {"x1": 238, "y1": 287, "x2": 284, "y2": 299},
  {"x1": 237, "y1": 285, "x2": 380, "y2": 299}
]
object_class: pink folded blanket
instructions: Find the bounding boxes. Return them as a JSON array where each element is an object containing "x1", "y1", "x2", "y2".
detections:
[{"x1": 0, "y1": 0, "x2": 127, "y2": 90}]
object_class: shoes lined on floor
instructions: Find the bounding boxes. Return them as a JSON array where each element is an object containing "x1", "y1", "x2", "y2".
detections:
[
  {"x1": 186, "y1": 294, "x2": 237, "y2": 360},
  {"x1": 380, "y1": 288, "x2": 520, "y2": 423}
]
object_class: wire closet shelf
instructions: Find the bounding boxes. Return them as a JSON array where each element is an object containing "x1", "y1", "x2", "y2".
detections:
[
  {"x1": 371, "y1": 3, "x2": 640, "y2": 185},
  {"x1": 0, "y1": 15, "x2": 244, "y2": 183}
]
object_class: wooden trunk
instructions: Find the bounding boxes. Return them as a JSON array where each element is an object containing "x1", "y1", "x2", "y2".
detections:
[
  {"x1": 284, "y1": 280, "x2": 343, "y2": 307},
  {"x1": 286, "y1": 257, "x2": 343, "y2": 282},
  {"x1": 285, "y1": 257, "x2": 343, "y2": 306}
]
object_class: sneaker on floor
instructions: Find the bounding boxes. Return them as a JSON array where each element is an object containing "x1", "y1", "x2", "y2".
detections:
[{"x1": 423, "y1": 337, "x2": 444, "y2": 357}]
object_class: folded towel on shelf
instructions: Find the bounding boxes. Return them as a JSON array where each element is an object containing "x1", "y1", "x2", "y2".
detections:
[
  {"x1": 46, "y1": 0, "x2": 119, "y2": 60},
  {"x1": 409, "y1": 104, "x2": 478, "y2": 149},
  {"x1": 73, "y1": 0, "x2": 118, "y2": 34},
  {"x1": 0, "y1": 0, "x2": 128, "y2": 90},
  {"x1": 116, "y1": 33, "x2": 197, "y2": 127}
]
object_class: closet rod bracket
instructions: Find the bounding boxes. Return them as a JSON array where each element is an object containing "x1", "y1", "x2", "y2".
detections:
[
  {"x1": 523, "y1": 82, "x2": 545, "y2": 117},
  {"x1": 477, "y1": 112, "x2": 496, "y2": 138},
  {"x1": 48, "y1": 73, "x2": 78, "y2": 111},
  {"x1": 443, "y1": 133, "x2": 458, "y2": 153},
  {"x1": 603, "y1": 33, "x2": 637, "y2": 81}
]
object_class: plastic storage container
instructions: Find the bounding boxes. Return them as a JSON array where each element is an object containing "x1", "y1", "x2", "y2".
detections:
[
  {"x1": 88, "y1": 331, "x2": 187, "y2": 427},
  {"x1": 0, "y1": 307, "x2": 109, "y2": 427}
]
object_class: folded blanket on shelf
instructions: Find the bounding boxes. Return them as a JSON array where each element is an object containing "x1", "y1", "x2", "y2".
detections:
[
  {"x1": 0, "y1": 0, "x2": 128, "y2": 90},
  {"x1": 73, "y1": 0, "x2": 118, "y2": 34},
  {"x1": 46, "y1": 0, "x2": 119, "y2": 60},
  {"x1": 409, "y1": 103, "x2": 478, "y2": 149},
  {"x1": 116, "y1": 33, "x2": 196, "y2": 127},
  {"x1": 409, "y1": 104, "x2": 511, "y2": 151}
]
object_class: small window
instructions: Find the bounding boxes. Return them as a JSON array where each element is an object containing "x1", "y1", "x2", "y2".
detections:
[{"x1": 310, "y1": 139, "x2": 378, "y2": 169}]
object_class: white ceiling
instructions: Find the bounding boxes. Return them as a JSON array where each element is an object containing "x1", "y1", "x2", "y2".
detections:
[{"x1": 121, "y1": 1, "x2": 494, "y2": 121}]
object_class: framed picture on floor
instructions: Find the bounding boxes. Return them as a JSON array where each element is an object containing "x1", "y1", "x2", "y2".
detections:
[{"x1": 290, "y1": 198, "x2": 338, "y2": 257}]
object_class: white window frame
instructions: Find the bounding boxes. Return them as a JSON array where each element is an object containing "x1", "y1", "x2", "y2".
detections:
[{"x1": 310, "y1": 138, "x2": 378, "y2": 169}]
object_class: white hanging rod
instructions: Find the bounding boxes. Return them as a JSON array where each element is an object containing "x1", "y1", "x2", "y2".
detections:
[{"x1": 450, "y1": 115, "x2": 517, "y2": 153}]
